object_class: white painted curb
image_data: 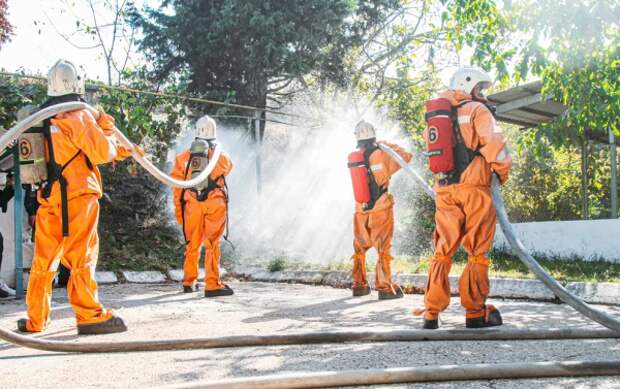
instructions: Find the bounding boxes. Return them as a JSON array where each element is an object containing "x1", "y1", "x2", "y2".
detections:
[
  {"x1": 93, "y1": 267, "x2": 618, "y2": 306},
  {"x1": 122, "y1": 271, "x2": 167, "y2": 284},
  {"x1": 167, "y1": 268, "x2": 228, "y2": 282},
  {"x1": 231, "y1": 266, "x2": 618, "y2": 306},
  {"x1": 94, "y1": 271, "x2": 118, "y2": 284}
]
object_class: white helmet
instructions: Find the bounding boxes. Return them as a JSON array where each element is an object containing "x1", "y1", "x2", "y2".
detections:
[
  {"x1": 47, "y1": 59, "x2": 85, "y2": 97},
  {"x1": 354, "y1": 120, "x2": 376, "y2": 141},
  {"x1": 449, "y1": 67, "x2": 492, "y2": 94},
  {"x1": 195, "y1": 115, "x2": 217, "y2": 140}
]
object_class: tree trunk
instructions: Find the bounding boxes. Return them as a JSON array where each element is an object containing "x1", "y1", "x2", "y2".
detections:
[{"x1": 581, "y1": 138, "x2": 589, "y2": 220}]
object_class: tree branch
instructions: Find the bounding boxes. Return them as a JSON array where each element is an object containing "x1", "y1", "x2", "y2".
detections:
[
  {"x1": 267, "y1": 77, "x2": 295, "y2": 93},
  {"x1": 88, "y1": 0, "x2": 112, "y2": 84},
  {"x1": 42, "y1": 10, "x2": 102, "y2": 50}
]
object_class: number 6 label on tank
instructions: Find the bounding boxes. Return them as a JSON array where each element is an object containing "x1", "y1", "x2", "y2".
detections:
[
  {"x1": 19, "y1": 138, "x2": 33, "y2": 159},
  {"x1": 427, "y1": 126, "x2": 439, "y2": 144}
]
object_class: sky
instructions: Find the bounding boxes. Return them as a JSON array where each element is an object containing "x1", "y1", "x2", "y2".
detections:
[
  {"x1": 0, "y1": 0, "x2": 146, "y2": 82},
  {"x1": 0, "y1": 0, "x2": 471, "y2": 87}
]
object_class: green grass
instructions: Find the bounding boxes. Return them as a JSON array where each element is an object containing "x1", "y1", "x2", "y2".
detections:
[
  {"x1": 99, "y1": 229, "x2": 620, "y2": 285},
  {"x1": 252, "y1": 249, "x2": 620, "y2": 284},
  {"x1": 267, "y1": 257, "x2": 287, "y2": 272}
]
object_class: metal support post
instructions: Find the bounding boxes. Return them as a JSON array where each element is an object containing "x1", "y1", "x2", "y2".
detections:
[
  {"x1": 12, "y1": 146, "x2": 24, "y2": 298},
  {"x1": 610, "y1": 127, "x2": 617, "y2": 218},
  {"x1": 581, "y1": 139, "x2": 589, "y2": 220},
  {"x1": 254, "y1": 111, "x2": 262, "y2": 195}
]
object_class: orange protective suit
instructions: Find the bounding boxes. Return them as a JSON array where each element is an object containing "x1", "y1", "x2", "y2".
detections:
[
  {"x1": 422, "y1": 90, "x2": 512, "y2": 321},
  {"x1": 351, "y1": 141, "x2": 412, "y2": 293},
  {"x1": 25, "y1": 109, "x2": 123, "y2": 332},
  {"x1": 171, "y1": 148, "x2": 233, "y2": 292}
]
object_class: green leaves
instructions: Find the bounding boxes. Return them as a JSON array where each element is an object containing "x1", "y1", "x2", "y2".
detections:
[
  {"x1": 505, "y1": 0, "x2": 619, "y2": 148},
  {"x1": 130, "y1": 0, "x2": 402, "y2": 107},
  {"x1": 0, "y1": 74, "x2": 46, "y2": 129},
  {"x1": 96, "y1": 67, "x2": 189, "y2": 163},
  {"x1": 538, "y1": 45, "x2": 619, "y2": 146}
]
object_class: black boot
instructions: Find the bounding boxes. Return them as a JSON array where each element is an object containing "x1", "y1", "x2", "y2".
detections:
[
  {"x1": 352, "y1": 285, "x2": 371, "y2": 297},
  {"x1": 466, "y1": 306, "x2": 503, "y2": 328},
  {"x1": 17, "y1": 318, "x2": 48, "y2": 333},
  {"x1": 205, "y1": 284, "x2": 234, "y2": 298},
  {"x1": 77, "y1": 315, "x2": 128, "y2": 335},
  {"x1": 423, "y1": 318, "x2": 439, "y2": 330},
  {"x1": 17, "y1": 319, "x2": 29, "y2": 333},
  {"x1": 378, "y1": 286, "x2": 403, "y2": 300},
  {"x1": 183, "y1": 282, "x2": 203, "y2": 293}
]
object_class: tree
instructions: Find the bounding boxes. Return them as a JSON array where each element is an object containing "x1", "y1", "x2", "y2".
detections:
[
  {"x1": 0, "y1": 75, "x2": 46, "y2": 129},
  {"x1": 499, "y1": 0, "x2": 618, "y2": 219},
  {"x1": 450, "y1": 0, "x2": 620, "y2": 150},
  {"x1": 96, "y1": 67, "x2": 189, "y2": 162},
  {"x1": 0, "y1": 0, "x2": 13, "y2": 49},
  {"x1": 43, "y1": 0, "x2": 137, "y2": 86},
  {"x1": 129, "y1": 0, "x2": 402, "y2": 114},
  {"x1": 349, "y1": 0, "x2": 509, "y2": 131}
]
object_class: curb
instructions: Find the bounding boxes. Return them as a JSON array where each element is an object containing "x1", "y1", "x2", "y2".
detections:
[
  {"x1": 92, "y1": 268, "x2": 230, "y2": 285},
  {"x1": 122, "y1": 271, "x2": 167, "y2": 284},
  {"x1": 89, "y1": 267, "x2": 619, "y2": 306},
  {"x1": 230, "y1": 267, "x2": 619, "y2": 306},
  {"x1": 94, "y1": 271, "x2": 118, "y2": 284}
]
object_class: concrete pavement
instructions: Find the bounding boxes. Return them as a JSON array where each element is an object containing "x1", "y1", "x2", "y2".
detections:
[{"x1": 1, "y1": 281, "x2": 619, "y2": 388}]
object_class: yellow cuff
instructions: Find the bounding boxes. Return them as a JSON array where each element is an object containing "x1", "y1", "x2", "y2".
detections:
[
  {"x1": 431, "y1": 254, "x2": 452, "y2": 264},
  {"x1": 469, "y1": 255, "x2": 491, "y2": 266}
]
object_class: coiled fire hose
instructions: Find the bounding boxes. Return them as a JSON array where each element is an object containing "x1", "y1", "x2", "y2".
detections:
[
  {"x1": 164, "y1": 361, "x2": 620, "y2": 389},
  {"x1": 378, "y1": 143, "x2": 620, "y2": 334},
  {"x1": 0, "y1": 327, "x2": 617, "y2": 353},
  {"x1": 0, "y1": 102, "x2": 222, "y2": 189},
  {"x1": 0, "y1": 105, "x2": 619, "y2": 387}
]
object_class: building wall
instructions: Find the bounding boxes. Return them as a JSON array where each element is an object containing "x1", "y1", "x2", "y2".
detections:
[
  {"x1": 494, "y1": 218, "x2": 620, "y2": 263},
  {"x1": 0, "y1": 196, "x2": 33, "y2": 289}
]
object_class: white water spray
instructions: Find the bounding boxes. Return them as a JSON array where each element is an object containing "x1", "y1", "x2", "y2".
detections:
[{"x1": 172, "y1": 99, "x2": 426, "y2": 266}]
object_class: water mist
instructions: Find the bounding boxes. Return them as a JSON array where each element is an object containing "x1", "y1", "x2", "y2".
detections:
[{"x1": 171, "y1": 97, "x2": 427, "y2": 268}]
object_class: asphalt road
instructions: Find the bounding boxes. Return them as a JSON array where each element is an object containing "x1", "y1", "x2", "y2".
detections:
[{"x1": 1, "y1": 281, "x2": 619, "y2": 388}]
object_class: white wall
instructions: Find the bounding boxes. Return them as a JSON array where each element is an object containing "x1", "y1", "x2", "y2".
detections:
[
  {"x1": 494, "y1": 218, "x2": 620, "y2": 263},
  {"x1": 0, "y1": 197, "x2": 34, "y2": 289}
]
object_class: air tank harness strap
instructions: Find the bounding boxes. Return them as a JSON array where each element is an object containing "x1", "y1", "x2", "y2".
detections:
[
  {"x1": 440, "y1": 101, "x2": 482, "y2": 186},
  {"x1": 424, "y1": 109, "x2": 452, "y2": 121},
  {"x1": 221, "y1": 177, "x2": 234, "y2": 250},
  {"x1": 180, "y1": 158, "x2": 192, "y2": 244},
  {"x1": 362, "y1": 145, "x2": 387, "y2": 211},
  {"x1": 41, "y1": 150, "x2": 89, "y2": 237},
  {"x1": 179, "y1": 158, "x2": 232, "y2": 249}
]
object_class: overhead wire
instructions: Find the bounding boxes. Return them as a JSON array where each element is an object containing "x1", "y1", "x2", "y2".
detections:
[{"x1": 0, "y1": 71, "x2": 318, "y2": 122}]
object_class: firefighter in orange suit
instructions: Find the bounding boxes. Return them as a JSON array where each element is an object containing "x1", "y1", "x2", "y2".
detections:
[
  {"x1": 420, "y1": 67, "x2": 512, "y2": 329},
  {"x1": 171, "y1": 115, "x2": 234, "y2": 297},
  {"x1": 18, "y1": 59, "x2": 131, "y2": 335},
  {"x1": 349, "y1": 120, "x2": 412, "y2": 300}
]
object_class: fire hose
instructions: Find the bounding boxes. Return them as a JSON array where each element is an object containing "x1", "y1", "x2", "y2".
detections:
[
  {"x1": 0, "y1": 102, "x2": 222, "y2": 189},
  {"x1": 164, "y1": 361, "x2": 620, "y2": 389},
  {"x1": 0, "y1": 104, "x2": 619, "y2": 386},
  {"x1": 378, "y1": 143, "x2": 620, "y2": 334},
  {"x1": 0, "y1": 326, "x2": 617, "y2": 353}
]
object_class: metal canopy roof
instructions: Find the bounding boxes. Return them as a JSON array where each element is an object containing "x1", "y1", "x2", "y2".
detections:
[
  {"x1": 0, "y1": 147, "x2": 13, "y2": 172},
  {"x1": 487, "y1": 81, "x2": 567, "y2": 128}
]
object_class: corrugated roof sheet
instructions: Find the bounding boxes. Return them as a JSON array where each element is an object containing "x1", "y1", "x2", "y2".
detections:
[{"x1": 487, "y1": 81, "x2": 567, "y2": 128}]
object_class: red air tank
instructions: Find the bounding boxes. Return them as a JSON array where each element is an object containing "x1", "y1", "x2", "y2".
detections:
[
  {"x1": 425, "y1": 97, "x2": 455, "y2": 174},
  {"x1": 347, "y1": 149, "x2": 371, "y2": 204}
]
